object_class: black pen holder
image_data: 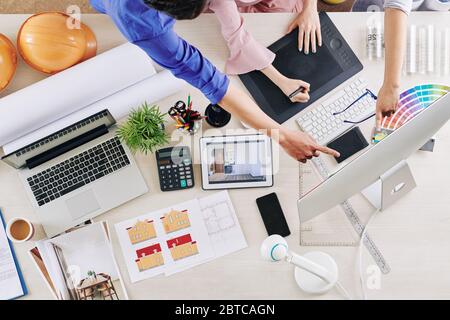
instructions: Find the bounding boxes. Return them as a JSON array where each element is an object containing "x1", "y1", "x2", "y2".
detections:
[{"x1": 204, "y1": 104, "x2": 231, "y2": 128}]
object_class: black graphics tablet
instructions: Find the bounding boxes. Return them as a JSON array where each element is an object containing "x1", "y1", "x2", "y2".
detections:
[{"x1": 239, "y1": 12, "x2": 363, "y2": 124}]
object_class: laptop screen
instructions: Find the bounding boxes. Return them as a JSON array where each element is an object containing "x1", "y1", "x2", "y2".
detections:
[{"x1": 1, "y1": 110, "x2": 115, "y2": 169}]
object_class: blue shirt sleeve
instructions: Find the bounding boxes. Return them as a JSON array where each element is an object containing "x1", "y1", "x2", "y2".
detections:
[
  {"x1": 90, "y1": 0, "x2": 106, "y2": 13},
  {"x1": 90, "y1": 0, "x2": 229, "y2": 104}
]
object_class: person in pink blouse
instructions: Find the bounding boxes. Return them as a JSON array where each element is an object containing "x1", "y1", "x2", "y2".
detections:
[{"x1": 208, "y1": 0, "x2": 322, "y2": 103}]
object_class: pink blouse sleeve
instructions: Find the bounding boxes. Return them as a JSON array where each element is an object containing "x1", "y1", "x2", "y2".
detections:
[{"x1": 209, "y1": 0, "x2": 275, "y2": 75}]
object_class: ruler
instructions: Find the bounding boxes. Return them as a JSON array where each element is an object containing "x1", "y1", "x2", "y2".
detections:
[
  {"x1": 299, "y1": 157, "x2": 391, "y2": 274},
  {"x1": 299, "y1": 165, "x2": 357, "y2": 247}
]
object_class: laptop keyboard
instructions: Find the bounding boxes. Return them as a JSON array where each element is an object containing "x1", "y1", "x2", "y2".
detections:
[{"x1": 27, "y1": 137, "x2": 130, "y2": 207}]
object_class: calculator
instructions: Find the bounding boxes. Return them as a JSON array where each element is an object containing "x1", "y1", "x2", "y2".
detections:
[{"x1": 156, "y1": 146, "x2": 194, "y2": 192}]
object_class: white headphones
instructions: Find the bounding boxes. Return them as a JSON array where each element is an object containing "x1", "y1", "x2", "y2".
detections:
[{"x1": 260, "y1": 235, "x2": 339, "y2": 295}]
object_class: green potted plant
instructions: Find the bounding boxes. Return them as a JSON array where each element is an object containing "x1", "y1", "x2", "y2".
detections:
[{"x1": 117, "y1": 102, "x2": 169, "y2": 154}]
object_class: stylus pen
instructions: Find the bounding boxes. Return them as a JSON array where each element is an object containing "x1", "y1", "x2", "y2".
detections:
[{"x1": 288, "y1": 86, "x2": 306, "y2": 99}]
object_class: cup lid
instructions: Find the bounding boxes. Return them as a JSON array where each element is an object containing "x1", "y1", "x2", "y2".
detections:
[
  {"x1": 17, "y1": 12, "x2": 97, "y2": 74},
  {"x1": 0, "y1": 34, "x2": 18, "y2": 93}
]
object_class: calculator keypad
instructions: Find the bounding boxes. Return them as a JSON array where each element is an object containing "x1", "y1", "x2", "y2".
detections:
[{"x1": 158, "y1": 158, "x2": 194, "y2": 191}]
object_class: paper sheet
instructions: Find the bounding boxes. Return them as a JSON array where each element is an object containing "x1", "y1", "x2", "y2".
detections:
[
  {"x1": 199, "y1": 191, "x2": 247, "y2": 258},
  {"x1": 114, "y1": 199, "x2": 214, "y2": 283},
  {"x1": 0, "y1": 42, "x2": 185, "y2": 153},
  {"x1": 164, "y1": 191, "x2": 248, "y2": 276},
  {"x1": 28, "y1": 247, "x2": 58, "y2": 299},
  {"x1": 0, "y1": 222, "x2": 24, "y2": 300}
]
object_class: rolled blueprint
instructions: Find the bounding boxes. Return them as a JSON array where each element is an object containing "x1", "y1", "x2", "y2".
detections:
[
  {"x1": 0, "y1": 43, "x2": 158, "y2": 148},
  {"x1": 3, "y1": 70, "x2": 185, "y2": 154}
]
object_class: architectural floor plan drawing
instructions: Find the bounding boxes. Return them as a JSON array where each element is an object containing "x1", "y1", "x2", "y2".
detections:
[
  {"x1": 199, "y1": 192, "x2": 247, "y2": 257},
  {"x1": 164, "y1": 192, "x2": 248, "y2": 276},
  {"x1": 201, "y1": 198, "x2": 236, "y2": 235}
]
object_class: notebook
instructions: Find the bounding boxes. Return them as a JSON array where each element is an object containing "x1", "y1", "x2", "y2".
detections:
[{"x1": 0, "y1": 209, "x2": 28, "y2": 300}]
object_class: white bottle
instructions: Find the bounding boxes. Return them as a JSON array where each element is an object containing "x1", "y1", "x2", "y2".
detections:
[
  {"x1": 407, "y1": 25, "x2": 417, "y2": 74},
  {"x1": 443, "y1": 28, "x2": 450, "y2": 76},
  {"x1": 426, "y1": 25, "x2": 435, "y2": 74},
  {"x1": 366, "y1": 20, "x2": 383, "y2": 60},
  {"x1": 418, "y1": 26, "x2": 427, "y2": 74}
]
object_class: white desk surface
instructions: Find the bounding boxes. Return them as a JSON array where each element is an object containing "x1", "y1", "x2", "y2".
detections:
[{"x1": 1, "y1": 12, "x2": 450, "y2": 300}]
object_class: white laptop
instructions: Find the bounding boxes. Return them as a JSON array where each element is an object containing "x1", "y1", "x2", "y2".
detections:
[{"x1": 1, "y1": 110, "x2": 148, "y2": 237}]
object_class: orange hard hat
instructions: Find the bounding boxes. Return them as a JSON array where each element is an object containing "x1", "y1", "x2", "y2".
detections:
[
  {"x1": 17, "y1": 12, "x2": 97, "y2": 74},
  {"x1": 0, "y1": 33, "x2": 17, "y2": 93}
]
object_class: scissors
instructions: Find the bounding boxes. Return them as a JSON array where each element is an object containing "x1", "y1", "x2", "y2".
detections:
[{"x1": 169, "y1": 100, "x2": 188, "y2": 117}]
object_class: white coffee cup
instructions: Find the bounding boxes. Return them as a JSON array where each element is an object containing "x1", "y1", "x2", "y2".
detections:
[{"x1": 6, "y1": 217, "x2": 35, "y2": 243}]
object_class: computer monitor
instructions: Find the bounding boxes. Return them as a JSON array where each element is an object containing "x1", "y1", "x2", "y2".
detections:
[{"x1": 298, "y1": 92, "x2": 450, "y2": 222}]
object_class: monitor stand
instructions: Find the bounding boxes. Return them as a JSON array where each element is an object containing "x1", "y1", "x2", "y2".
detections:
[{"x1": 361, "y1": 160, "x2": 417, "y2": 211}]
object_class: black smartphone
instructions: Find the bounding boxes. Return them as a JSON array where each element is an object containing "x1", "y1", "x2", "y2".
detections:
[
  {"x1": 327, "y1": 127, "x2": 369, "y2": 163},
  {"x1": 256, "y1": 193, "x2": 290, "y2": 237}
]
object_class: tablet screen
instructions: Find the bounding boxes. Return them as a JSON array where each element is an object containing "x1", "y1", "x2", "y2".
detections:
[{"x1": 205, "y1": 139, "x2": 267, "y2": 184}]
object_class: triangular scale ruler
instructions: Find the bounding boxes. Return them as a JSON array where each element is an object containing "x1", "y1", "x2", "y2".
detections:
[
  {"x1": 299, "y1": 157, "x2": 391, "y2": 274},
  {"x1": 299, "y1": 162, "x2": 359, "y2": 247}
]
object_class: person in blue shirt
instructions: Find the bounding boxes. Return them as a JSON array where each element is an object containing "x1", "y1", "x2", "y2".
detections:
[{"x1": 89, "y1": 0, "x2": 340, "y2": 163}]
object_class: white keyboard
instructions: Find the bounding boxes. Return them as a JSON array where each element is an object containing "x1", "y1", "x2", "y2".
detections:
[{"x1": 296, "y1": 78, "x2": 376, "y2": 145}]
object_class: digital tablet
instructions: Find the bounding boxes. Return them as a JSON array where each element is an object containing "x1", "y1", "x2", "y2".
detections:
[
  {"x1": 200, "y1": 134, "x2": 273, "y2": 190},
  {"x1": 239, "y1": 12, "x2": 363, "y2": 124}
]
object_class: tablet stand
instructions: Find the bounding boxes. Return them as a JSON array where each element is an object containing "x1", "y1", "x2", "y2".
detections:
[{"x1": 361, "y1": 160, "x2": 417, "y2": 210}]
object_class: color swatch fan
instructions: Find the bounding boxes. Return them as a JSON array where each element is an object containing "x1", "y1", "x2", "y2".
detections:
[{"x1": 373, "y1": 84, "x2": 450, "y2": 143}]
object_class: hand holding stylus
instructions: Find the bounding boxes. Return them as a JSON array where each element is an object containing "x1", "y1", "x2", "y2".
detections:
[
  {"x1": 282, "y1": 79, "x2": 311, "y2": 103},
  {"x1": 260, "y1": 65, "x2": 311, "y2": 103}
]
